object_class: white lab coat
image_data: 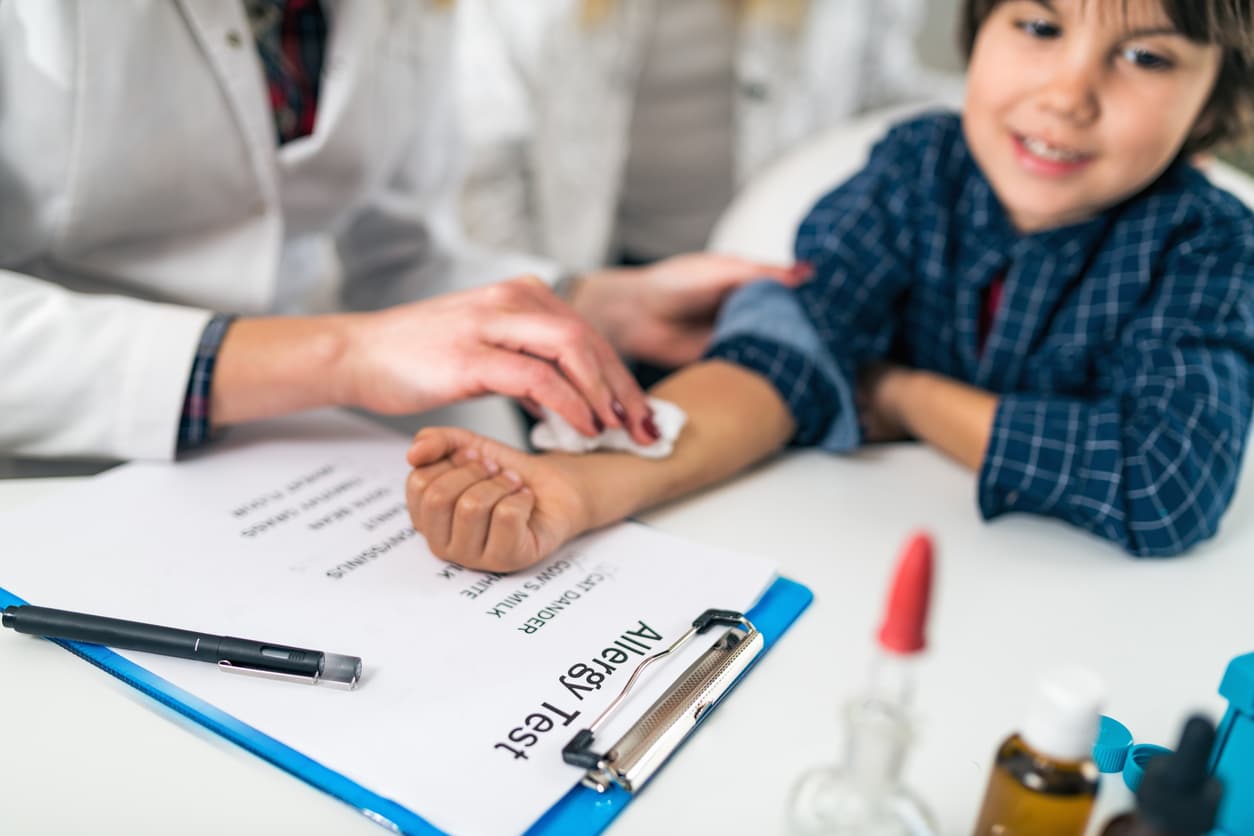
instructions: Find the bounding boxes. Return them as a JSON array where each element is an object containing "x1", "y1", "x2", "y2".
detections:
[
  {"x1": 0, "y1": 0, "x2": 550, "y2": 462},
  {"x1": 456, "y1": 0, "x2": 961, "y2": 271}
]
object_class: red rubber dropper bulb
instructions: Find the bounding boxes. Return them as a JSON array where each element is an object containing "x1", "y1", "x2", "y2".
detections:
[{"x1": 876, "y1": 533, "x2": 933, "y2": 655}]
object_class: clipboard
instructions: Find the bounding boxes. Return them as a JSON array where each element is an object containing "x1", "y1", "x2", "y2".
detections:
[{"x1": 0, "y1": 575, "x2": 811, "y2": 835}]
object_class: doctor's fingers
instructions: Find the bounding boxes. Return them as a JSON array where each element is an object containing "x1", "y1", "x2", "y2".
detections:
[
  {"x1": 477, "y1": 274, "x2": 575, "y2": 324},
  {"x1": 478, "y1": 314, "x2": 652, "y2": 442},
  {"x1": 517, "y1": 397, "x2": 544, "y2": 420},
  {"x1": 474, "y1": 350, "x2": 600, "y2": 437},
  {"x1": 647, "y1": 322, "x2": 713, "y2": 370},
  {"x1": 500, "y1": 273, "x2": 569, "y2": 314},
  {"x1": 479, "y1": 279, "x2": 655, "y2": 443},
  {"x1": 698, "y1": 254, "x2": 811, "y2": 285}
]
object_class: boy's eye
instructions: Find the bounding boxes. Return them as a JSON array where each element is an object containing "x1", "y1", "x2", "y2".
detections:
[
  {"x1": 1121, "y1": 47, "x2": 1173, "y2": 71},
  {"x1": 1016, "y1": 19, "x2": 1061, "y2": 38}
]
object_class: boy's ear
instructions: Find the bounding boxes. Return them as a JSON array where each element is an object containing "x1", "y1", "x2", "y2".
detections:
[
  {"x1": 1184, "y1": 100, "x2": 1222, "y2": 156},
  {"x1": 1192, "y1": 108, "x2": 1217, "y2": 141}
]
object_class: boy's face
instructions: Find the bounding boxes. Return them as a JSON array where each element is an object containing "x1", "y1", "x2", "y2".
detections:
[{"x1": 963, "y1": 0, "x2": 1222, "y2": 233}]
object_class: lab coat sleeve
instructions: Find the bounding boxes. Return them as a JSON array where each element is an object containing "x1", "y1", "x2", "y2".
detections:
[
  {"x1": 0, "y1": 269, "x2": 211, "y2": 461},
  {"x1": 0, "y1": 2, "x2": 215, "y2": 462}
]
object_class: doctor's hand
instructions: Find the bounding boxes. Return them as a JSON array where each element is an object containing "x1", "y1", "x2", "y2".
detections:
[
  {"x1": 337, "y1": 277, "x2": 658, "y2": 441},
  {"x1": 405, "y1": 427, "x2": 592, "y2": 572},
  {"x1": 571, "y1": 253, "x2": 812, "y2": 367},
  {"x1": 210, "y1": 277, "x2": 655, "y2": 443}
]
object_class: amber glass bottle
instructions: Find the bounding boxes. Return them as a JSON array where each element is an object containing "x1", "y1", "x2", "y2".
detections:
[{"x1": 973, "y1": 667, "x2": 1102, "y2": 836}]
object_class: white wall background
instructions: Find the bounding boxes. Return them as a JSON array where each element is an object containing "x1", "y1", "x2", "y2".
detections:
[{"x1": 918, "y1": 0, "x2": 965, "y2": 72}]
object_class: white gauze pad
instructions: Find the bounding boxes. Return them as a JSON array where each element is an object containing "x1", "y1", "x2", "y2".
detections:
[{"x1": 530, "y1": 397, "x2": 687, "y2": 459}]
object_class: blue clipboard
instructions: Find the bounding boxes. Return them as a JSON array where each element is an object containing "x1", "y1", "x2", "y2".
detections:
[{"x1": 0, "y1": 576, "x2": 812, "y2": 835}]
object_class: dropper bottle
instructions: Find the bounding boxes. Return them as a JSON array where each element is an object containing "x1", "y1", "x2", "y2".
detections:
[
  {"x1": 786, "y1": 533, "x2": 939, "y2": 836},
  {"x1": 1099, "y1": 715, "x2": 1223, "y2": 836},
  {"x1": 973, "y1": 665, "x2": 1103, "y2": 835}
]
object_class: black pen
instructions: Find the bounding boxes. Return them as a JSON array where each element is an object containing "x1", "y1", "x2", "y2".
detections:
[{"x1": 2, "y1": 605, "x2": 362, "y2": 689}]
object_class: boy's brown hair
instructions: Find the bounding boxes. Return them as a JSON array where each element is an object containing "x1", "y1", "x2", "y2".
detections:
[{"x1": 959, "y1": 0, "x2": 1254, "y2": 153}]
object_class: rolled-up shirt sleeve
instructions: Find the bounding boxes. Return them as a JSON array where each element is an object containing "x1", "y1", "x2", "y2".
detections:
[
  {"x1": 706, "y1": 283, "x2": 851, "y2": 448},
  {"x1": 705, "y1": 124, "x2": 919, "y2": 450}
]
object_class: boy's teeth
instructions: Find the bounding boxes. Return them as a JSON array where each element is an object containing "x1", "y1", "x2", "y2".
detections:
[{"x1": 1023, "y1": 135, "x2": 1085, "y2": 162}]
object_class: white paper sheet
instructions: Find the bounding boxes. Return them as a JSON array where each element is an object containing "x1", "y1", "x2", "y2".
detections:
[{"x1": 0, "y1": 410, "x2": 777, "y2": 836}]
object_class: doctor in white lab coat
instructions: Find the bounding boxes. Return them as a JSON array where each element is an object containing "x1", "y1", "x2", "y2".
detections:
[
  {"x1": 457, "y1": 0, "x2": 960, "y2": 272},
  {"x1": 0, "y1": 0, "x2": 796, "y2": 462}
]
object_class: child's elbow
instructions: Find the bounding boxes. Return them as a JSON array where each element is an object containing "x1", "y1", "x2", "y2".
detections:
[
  {"x1": 1118, "y1": 499, "x2": 1224, "y2": 558},
  {"x1": 1113, "y1": 431, "x2": 1244, "y2": 557},
  {"x1": 1120, "y1": 530, "x2": 1209, "y2": 558}
]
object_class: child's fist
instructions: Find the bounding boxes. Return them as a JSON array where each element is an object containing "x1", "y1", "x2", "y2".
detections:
[{"x1": 405, "y1": 427, "x2": 588, "y2": 572}]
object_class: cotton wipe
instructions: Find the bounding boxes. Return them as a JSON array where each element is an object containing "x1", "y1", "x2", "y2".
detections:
[{"x1": 530, "y1": 397, "x2": 687, "y2": 459}]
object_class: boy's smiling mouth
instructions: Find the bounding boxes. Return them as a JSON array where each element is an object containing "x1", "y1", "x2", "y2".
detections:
[{"x1": 1011, "y1": 131, "x2": 1096, "y2": 175}]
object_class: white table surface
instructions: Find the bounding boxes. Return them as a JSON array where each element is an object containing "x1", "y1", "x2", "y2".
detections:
[{"x1": 2, "y1": 409, "x2": 1251, "y2": 836}]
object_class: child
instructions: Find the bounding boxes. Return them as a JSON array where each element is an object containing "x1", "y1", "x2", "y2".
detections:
[{"x1": 405, "y1": 0, "x2": 1254, "y2": 570}]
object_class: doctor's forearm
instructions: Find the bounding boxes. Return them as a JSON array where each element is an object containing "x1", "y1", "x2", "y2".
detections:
[{"x1": 209, "y1": 316, "x2": 351, "y2": 427}]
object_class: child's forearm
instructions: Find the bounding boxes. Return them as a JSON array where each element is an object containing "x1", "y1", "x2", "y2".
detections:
[
  {"x1": 891, "y1": 370, "x2": 999, "y2": 471},
  {"x1": 565, "y1": 360, "x2": 796, "y2": 530}
]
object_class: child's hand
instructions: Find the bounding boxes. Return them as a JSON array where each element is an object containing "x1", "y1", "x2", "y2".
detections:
[
  {"x1": 405, "y1": 428, "x2": 591, "y2": 573},
  {"x1": 856, "y1": 362, "x2": 915, "y2": 443}
]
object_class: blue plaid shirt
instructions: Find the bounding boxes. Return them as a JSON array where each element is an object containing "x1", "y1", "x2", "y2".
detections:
[{"x1": 709, "y1": 112, "x2": 1254, "y2": 557}]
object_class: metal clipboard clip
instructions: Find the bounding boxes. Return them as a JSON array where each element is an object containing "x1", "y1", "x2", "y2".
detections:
[{"x1": 561, "y1": 608, "x2": 763, "y2": 793}]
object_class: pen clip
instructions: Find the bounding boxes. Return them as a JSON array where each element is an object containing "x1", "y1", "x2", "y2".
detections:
[{"x1": 217, "y1": 660, "x2": 321, "y2": 686}]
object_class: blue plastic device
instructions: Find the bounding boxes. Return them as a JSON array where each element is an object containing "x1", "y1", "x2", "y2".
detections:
[
  {"x1": 1212, "y1": 652, "x2": 1254, "y2": 835},
  {"x1": 1093, "y1": 715, "x2": 1133, "y2": 774}
]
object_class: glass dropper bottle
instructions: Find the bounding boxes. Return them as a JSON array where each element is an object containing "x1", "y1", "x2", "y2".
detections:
[{"x1": 786, "y1": 533, "x2": 940, "y2": 836}]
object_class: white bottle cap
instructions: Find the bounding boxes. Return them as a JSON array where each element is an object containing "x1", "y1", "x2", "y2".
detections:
[{"x1": 1020, "y1": 666, "x2": 1104, "y2": 762}]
